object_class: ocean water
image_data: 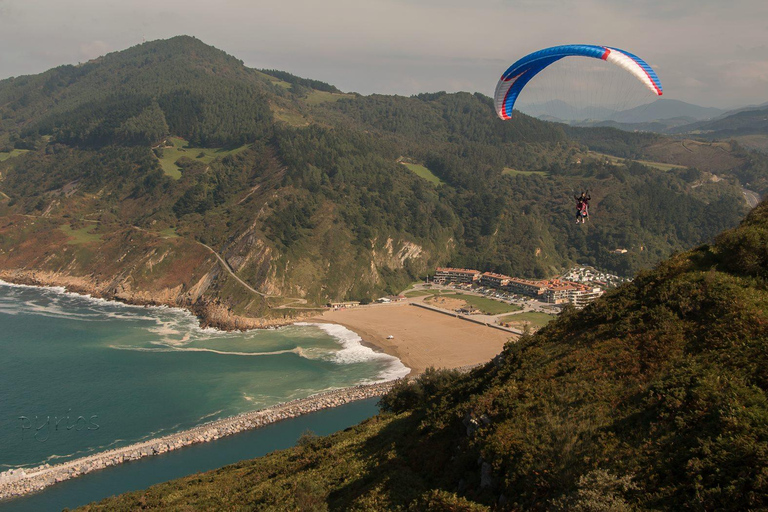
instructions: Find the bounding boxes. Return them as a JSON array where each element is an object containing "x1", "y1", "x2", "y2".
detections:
[
  {"x1": 0, "y1": 398, "x2": 380, "y2": 512},
  {"x1": 0, "y1": 281, "x2": 407, "y2": 471}
]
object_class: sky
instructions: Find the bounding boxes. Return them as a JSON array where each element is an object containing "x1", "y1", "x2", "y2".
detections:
[{"x1": 0, "y1": 0, "x2": 766, "y2": 109}]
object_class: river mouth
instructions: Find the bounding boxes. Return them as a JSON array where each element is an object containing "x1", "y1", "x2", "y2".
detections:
[
  {"x1": 0, "y1": 398, "x2": 381, "y2": 512},
  {"x1": 0, "y1": 384, "x2": 392, "y2": 501}
]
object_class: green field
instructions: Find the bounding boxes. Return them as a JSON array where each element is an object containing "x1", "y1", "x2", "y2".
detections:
[
  {"x1": 499, "y1": 311, "x2": 556, "y2": 329},
  {"x1": 158, "y1": 227, "x2": 179, "y2": 239},
  {"x1": 304, "y1": 90, "x2": 351, "y2": 105},
  {"x1": 0, "y1": 149, "x2": 29, "y2": 162},
  {"x1": 255, "y1": 71, "x2": 292, "y2": 89},
  {"x1": 155, "y1": 137, "x2": 249, "y2": 179},
  {"x1": 443, "y1": 293, "x2": 522, "y2": 315},
  {"x1": 272, "y1": 107, "x2": 309, "y2": 127},
  {"x1": 587, "y1": 151, "x2": 686, "y2": 172},
  {"x1": 401, "y1": 163, "x2": 444, "y2": 185},
  {"x1": 59, "y1": 224, "x2": 102, "y2": 245},
  {"x1": 404, "y1": 289, "x2": 442, "y2": 298},
  {"x1": 502, "y1": 168, "x2": 548, "y2": 177}
]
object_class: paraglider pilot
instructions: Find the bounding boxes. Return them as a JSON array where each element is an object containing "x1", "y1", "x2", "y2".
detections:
[{"x1": 575, "y1": 191, "x2": 590, "y2": 223}]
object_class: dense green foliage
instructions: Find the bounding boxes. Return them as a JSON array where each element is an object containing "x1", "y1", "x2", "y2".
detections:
[
  {"x1": 259, "y1": 68, "x2": 341, "y2": 94},
  {"x1": 673, "y1": 106, "x2": 768, "y2": 139},
  {"x1": 316, "y1": 90, "x2": 760, "y2": 277},
  {"x1": 82, "y1": 201, "x2": 768, "y2": 511},
  {"x1": 2, "y1": 36, "x2": 272, "y2": 148}
]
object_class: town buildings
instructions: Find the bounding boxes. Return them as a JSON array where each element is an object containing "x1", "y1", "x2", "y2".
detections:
[
  {"x1": 480, "y1": 272, "x2": 510, "y2": 288},
  {"x1": 433, "y1": 267, "x2": 481, "y2": 285},
  {"x1": 433, "y1": 267, "x2": 604, "y2": 308},
  {"x1": 506, "y1": 277, "x2": 548, "y2": 297},
  {"x1": 542, "y1": 280, "x2": 604, "y2": 307}
]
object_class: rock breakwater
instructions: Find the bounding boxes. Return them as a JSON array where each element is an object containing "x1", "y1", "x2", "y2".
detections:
[{"x1": 0, "y1": 382, "x2": 395, "y2": 500}]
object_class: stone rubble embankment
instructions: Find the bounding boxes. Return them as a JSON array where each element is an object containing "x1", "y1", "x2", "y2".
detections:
[{"x1": 0, "y1": 381, "x2": 395, "y2": 501}]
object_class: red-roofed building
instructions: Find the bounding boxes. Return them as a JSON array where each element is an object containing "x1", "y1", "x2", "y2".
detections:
[
  {"x1": 434, "y1": 267, "x2": 481, "y2": 284},
  {"x1": 506, "y1": 277, "x2": 549, "y2": 297},
  {"x1": 481, "y1": 272, "x2": 511, "y2": 288}
]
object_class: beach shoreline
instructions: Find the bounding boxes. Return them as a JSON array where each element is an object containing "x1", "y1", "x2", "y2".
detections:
[
  {"x1": 0, "y1": 275, "x2": 517, "y2": 377},
  {"x1": 0, "y1": 279, "x2": 514, "y2": 500},
  {"x1": 310, "y1": 302, "x2": 516, "y2": 376}
]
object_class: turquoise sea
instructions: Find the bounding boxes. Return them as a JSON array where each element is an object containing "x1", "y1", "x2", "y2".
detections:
[{"x1": 0, "y1": 281, "x2": 407, "y2": 473}]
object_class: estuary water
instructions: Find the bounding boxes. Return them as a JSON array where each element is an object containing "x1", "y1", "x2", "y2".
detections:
[
  {"x1": 0, "y1": 398, "x2": 380, "y2": 511},
  {"x1": 0, "y1": 281, "x2": 407, "y2": 472}
]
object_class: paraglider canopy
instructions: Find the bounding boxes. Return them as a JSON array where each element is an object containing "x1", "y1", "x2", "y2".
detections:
[{"x1": 494, "y1": 45, "x2": 662, "y2": 120}]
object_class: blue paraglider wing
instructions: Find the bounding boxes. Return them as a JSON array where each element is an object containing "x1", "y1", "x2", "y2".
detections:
[{"x1": 494, "y1": 44, "x2": 662, "y2": 120}]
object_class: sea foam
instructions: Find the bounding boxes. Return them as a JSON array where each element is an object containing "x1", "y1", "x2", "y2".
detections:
[{"x1": 295, "y1": 322, "x2": 410, "y2": 382}]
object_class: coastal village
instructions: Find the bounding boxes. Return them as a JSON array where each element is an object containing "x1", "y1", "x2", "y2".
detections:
[
  {"x1": 329, "y1": 265, "x2": 622, "y2": 311},
  {"x1": 324, "y1": 265, "x2": 623, "y2": 343},
  {"x1": 432, "y1": 266, "x2": 607, "y2": 308}
]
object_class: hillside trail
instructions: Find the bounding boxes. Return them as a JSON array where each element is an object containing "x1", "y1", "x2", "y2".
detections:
[
  {"x1": 742, "y1": 187, "x2": 761, "y2": 208},
  {"x1": 194, "y1": 241, "x2": 324, "y2": 310},
  {"x1": 127, "y1": 226, "x2": 323, "y2": 311}
]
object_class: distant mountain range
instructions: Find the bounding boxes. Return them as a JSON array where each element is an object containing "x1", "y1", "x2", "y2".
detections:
[
  {"x1": 522, "y1": 99, "x2": 768, "y2": 152},
  {"x1": 670, "y1": 104, "x2": 768, "y2": 136},
  {"x1": 519, "y1": 98, "x2": 725, "y2": 125}
]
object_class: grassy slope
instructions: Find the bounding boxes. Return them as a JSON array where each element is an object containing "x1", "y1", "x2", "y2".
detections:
[
  {"x1": 304, "y1": 90, "x2": 352, "y2": 105},
  {"x1": 586, "y1": 151, "x2": 687, "y2": 172},
  {"x1": 83, "y1": 201, "x2": 768, "y2": 511},
  {"x1": 502, "y1": 167, "x2": 548, "y2": 176},
  {"x1": 59, "y1": 223, "x2": 102, "y2": 245},
  {"x1": 498, "y1": 311, "x2": 555, "y2": 328},
  {"x1": 732, "y1": 134, "x2": 768, "y2": 154},
  {"x1": 638, "y1": 140, "x2": 743, "y2": 174},
  {"x1": 155, "y1": 137, "x2": 249, "y2": 179},
  {"x1": 0, "y1": 149, "x2": 28, "y2": 162},
  {"x1": 401, "y1": 162, "x2": 444, "y2": 185}
]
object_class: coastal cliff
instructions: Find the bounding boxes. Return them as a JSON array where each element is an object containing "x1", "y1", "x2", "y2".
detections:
[{"x1": 0, "y1": 266, "x2": 298, "y2": 331}]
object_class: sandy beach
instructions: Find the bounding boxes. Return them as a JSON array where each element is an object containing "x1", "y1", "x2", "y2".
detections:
[{"x1": 313, "y1": 302, "x2": 517, "y2": 375}]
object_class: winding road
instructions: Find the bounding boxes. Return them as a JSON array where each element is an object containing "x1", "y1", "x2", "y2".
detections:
[
  {"x1": 196, "y1": 241, "x2": 324, "y2": 310},
  {"x1": 742, "y1": 187, "x2": 761, "y2": 209}
]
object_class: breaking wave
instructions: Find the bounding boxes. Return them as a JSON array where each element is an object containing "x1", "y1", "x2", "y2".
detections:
[{"x1": 294, "y1": 322, "x2": 410, "y2": 382}]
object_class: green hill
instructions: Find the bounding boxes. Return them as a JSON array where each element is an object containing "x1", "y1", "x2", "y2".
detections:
[
  {"x1": 0, "y1": 36, "x2": 766, "y2": 323},
  {"x1": 80, "y1": 201, "x2": 768, "y2": 511},
  {"x1": 673, "y1": 106, "x2": 768, "y2": 139}
]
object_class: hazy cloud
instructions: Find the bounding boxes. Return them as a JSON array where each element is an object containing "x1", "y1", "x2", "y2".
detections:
[{"x1": 0, "y1": 0, "x2": 766, "y2": 108}]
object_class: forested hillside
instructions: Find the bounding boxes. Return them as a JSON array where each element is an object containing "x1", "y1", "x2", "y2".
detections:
[
  {"x1": 672, "y1": 105, "x2": 768, "y2": 139},
  {"x1": 0, "y1": 36, "x2": 765, "y2": 317},
  {"x1": 81, "y1": 199, "x2": 768, "y2": 511},
  {"x1": 671, "y1": 106, "x2": 768, "y2": 155}
]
